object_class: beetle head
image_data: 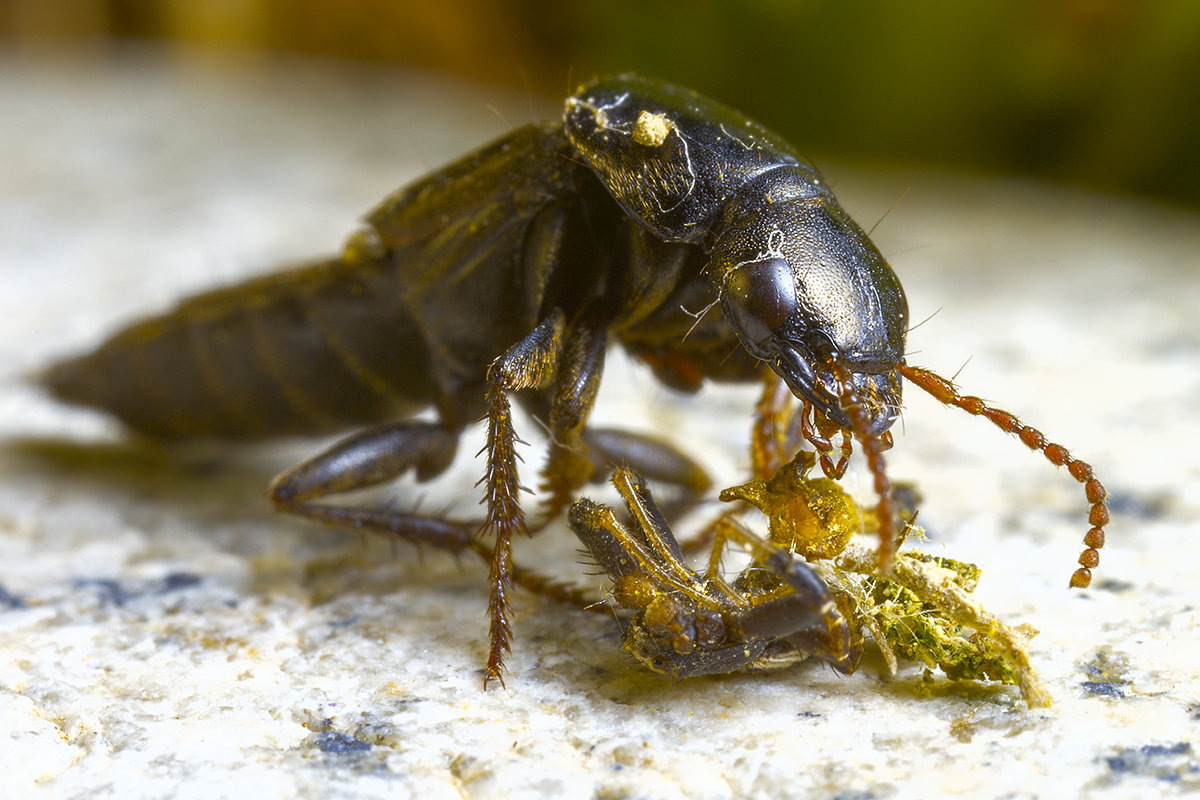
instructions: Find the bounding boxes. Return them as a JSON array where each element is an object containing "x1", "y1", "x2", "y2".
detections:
[{"x1": 712, "y1": 198, "x2": 908, "y2": 437}]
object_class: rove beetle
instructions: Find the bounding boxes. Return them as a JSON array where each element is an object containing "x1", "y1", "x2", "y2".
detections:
[{"x1": 40, "y1": 75, "x2": 1109, "y2": 688}]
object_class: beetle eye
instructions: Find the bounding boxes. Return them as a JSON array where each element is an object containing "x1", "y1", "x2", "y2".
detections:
[{"x1": 721, "y1": 257, "x2": 797, "y2": 355}]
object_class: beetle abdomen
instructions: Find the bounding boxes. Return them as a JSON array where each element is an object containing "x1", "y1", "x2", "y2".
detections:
[{"x1": 42, "y1": 254, "x2": 433, "y2": 440}]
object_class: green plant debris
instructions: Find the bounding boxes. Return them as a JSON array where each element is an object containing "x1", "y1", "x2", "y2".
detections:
[
  {"x1": 726, "y1": 451, "x2": 1050, "y2": 707},
  {"x1": 833, "y1": 545, "x2": 1049, "y2": 706}
]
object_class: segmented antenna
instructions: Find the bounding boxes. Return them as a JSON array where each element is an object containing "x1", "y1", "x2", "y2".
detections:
[{"x1": 898, "y1": 363, "x2": 1109, "y2": 588}]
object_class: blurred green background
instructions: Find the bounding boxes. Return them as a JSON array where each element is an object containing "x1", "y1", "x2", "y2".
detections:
[{"x1": 4, "y1": 0, "x2": 1199, "y2": 206}]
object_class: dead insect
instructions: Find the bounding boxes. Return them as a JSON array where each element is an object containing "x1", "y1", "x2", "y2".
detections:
[
  {"x1": 39, "y1": 75, "x2": 1107, "y2": 688},
  {"x1": 571, "y1": 446, "x2": 1051, "y2": 707},
  {"x1": 569, "y1": 464, "x2": 862, "y2": 680}
]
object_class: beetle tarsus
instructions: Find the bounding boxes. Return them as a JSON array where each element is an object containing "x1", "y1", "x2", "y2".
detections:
[{"x1": 266, "y1": 421, "x2": 475, "y2": 550}]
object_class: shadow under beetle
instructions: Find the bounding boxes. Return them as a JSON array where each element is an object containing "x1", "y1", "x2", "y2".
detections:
[{"x1": 41, "y1": 75, "x2": 1109, "y2": 688}]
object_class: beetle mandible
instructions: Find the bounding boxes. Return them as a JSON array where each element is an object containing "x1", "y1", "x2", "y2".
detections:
[{"x1": 40, "y1": 75, "x2": 1109, "y2": 688}]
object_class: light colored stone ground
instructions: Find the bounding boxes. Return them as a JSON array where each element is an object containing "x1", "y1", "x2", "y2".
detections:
[{"x1": 2, "y1": 51, "x2": 1198, "y2": 800}]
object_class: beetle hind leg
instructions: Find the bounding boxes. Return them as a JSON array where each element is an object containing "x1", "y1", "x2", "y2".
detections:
[
  {"x1": 268, "y1": 414, "x2": 604, "y2": 649},
  {"x1": 268, "y1": 421, "x2": 471, "y2": 551}
]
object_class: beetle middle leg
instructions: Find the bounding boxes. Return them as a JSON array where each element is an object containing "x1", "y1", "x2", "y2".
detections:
[
  {"x1": 575, "y1": 427, "x2": 712, "y2": 517},
  {"x1": 674, "y1": 372, "x2": 799, "y2": 560},
  {"x1": 531, "y1": 308, "x2": 712, "y2": 528},
  {"x1": 677, "y1": 372, "x2": 832, "y2": 560}
]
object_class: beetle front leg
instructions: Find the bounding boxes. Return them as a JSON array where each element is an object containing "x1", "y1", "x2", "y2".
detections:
[
  {"x1": 671, "y1": 372, "x2": 794, "y2": 560},
  {"x1": 750, "y1": 371, "x2": 797, "y2": 480},
  {"x1": 480, "y1": 310, "x2": 564, "y2": 688}
]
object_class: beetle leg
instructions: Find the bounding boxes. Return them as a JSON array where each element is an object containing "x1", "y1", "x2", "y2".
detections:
[
  {"x1": 268, "y1": 421, "x2": 470, "y2": 551},
  {"x1": 579, "y1": 427, "x2": 711, "y2": 514},
  {"x1": 672, "y1": 373, "x2": 805, "y2": 561},
  {"x1": 480, "y1": 310, "x2": 564, "y2": 688},
  {"x1": 647, "y1": 373, "x2": 796, "y2": 560},
  {"x1": 464, "y1": 536, "x2": 602, "y2": 613},
  {"x1": 534, "y1": 310, "x2": 608, "y2": 526},
  {"x1": 582, "y1": 429, "x2": 711, "y2": 493},
  {"x1": 532, "y1": 308, "x2": 712, "y2": 527},
  {"x1": 266, "y1": 417, "x2": 604, "y2": 616},
  {"x1": 671, "y1": 372, "x2": 792, "y2": 560},
  {"x1": 750, "y1": 371, "x2": 796, "y2": 480}
]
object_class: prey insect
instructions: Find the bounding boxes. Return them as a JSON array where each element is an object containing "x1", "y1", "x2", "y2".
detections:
[
  {"x1": 41, "y1": 75, "x2": 1108, "y2": 688},
  {"x1": 570, "y1": 387, "x2": 1051, "y2": 707}
]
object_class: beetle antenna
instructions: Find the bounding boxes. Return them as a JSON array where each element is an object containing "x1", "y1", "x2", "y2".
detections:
[{"x1": 898, "y1": 362, "x2": 1109, "y2": 588}]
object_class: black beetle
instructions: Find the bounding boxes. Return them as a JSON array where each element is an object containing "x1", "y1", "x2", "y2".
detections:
[{"x1": 41, "y1": 75, "x2": 1108, "y2": 687}]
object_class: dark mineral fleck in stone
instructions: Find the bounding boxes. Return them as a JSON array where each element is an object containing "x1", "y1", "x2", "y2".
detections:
[{"x1": 314, "y1": 731, "x2": 372, "y2": 754}]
